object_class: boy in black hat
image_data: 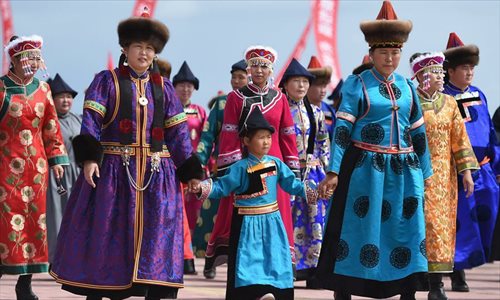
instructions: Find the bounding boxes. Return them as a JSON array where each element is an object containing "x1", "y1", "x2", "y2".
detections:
[{"x1": 190, "y1": 107, "x2": 317, "y2": 300}]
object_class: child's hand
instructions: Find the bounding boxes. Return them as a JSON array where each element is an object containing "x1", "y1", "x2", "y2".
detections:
[{"x1": 187, "y1": 179, "x2": 201, "y2": 194}]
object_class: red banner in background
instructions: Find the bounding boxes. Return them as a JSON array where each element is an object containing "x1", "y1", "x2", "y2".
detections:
[
  {"x1": 313, "y1": 0, "x2": 342, "y2": 88},
  {"x1": 275, "y1": 17, "x2": 312, "y2": 87},
  {"x1": 132, "y1": 0, "x2": 158, "y2": 17},
  {"x1": 1, "y1": 0, "x2": 14, "y2": 75}
]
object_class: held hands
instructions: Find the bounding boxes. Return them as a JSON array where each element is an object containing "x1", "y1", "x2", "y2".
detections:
[
  {"x1": 83, "y1": 161, "x2": 100, "y2": 188},
  {"x1": 462, "y1": 169, "x2": 475, "y2": 198},
  {"x1": 318, "y1": 173, "x2": 338, "y2": 199},
  {"x1": 51, "y1": 165, "x2": 64, "y2": 179},
  {"x1": 187, "y1": 179, "x2": 201, "y2": 194}
]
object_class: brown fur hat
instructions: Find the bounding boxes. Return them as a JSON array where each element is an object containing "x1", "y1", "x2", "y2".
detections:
[
  {"x1": 360, "y1": 1, "x2": 412, "y2": 48},
  {"x1": 443, "y1": 32, "x2": 479, "y2": 69},
  {"x1": 118, "y1": 13, "x2": 169, "y2": 54},
  {"x1": 157, "y1": 59, "x2": 172, "y2": 79},
  {"x1": 307, "y1": 56, "x2": 332, "y2": 85}
]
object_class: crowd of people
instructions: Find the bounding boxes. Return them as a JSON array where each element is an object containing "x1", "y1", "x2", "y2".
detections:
[{"x1": 0, "y1": 1, "x2": 498, "y2": 300}]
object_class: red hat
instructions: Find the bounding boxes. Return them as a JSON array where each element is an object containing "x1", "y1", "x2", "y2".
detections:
[
  {"x1": 443, "y1": 32, "x2": 479, "y2": 68},
  {"x1": 360, "y1": 0, "x2": 412, "y2": 48},
  {"x1": 244, "y1": 45, "x2": 277, "y2": 67},
  {"x1": 4, "y1": 35, "x2": 47, "y2": 77},
  {"x1": 307, "y1": 56, "x2": 332, "y2": 84}
]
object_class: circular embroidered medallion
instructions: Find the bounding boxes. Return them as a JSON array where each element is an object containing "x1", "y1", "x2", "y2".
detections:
[
  {"x1": 361, "y1": 123, "x2": 385, "y2": 144},
  {"x1": 372, "y1": 153, "x2": 385, "y2": 172},
  {"x1": 403, "y1": 126, "x2": 412, "y2": 146},
  {"x1": 412, "y1": 133, "x2": 427, "y2": 156},
  {"x1": 379, "y1": 83, "x2": 402, "y2": 100},
  {"x1": 405, "y1": 153, "x2": 421, "y2": 169},
  {"x1": 381, "y1": 200, "x2": 392, "y2": 223},
  {"x1": 403, "y1": 196, "x2": 419, "y2": 219},
  {"x1": 334, "y1": 126, "x2": 351, "y2": 149},
  {"x1": 390, "y1": 247, "x2": 412, "y2": 269},
  {"x1": 360, "y1": 244, "x2": 380, "y2": 268},
  {"x1": 353, "y1": 196, "x2": 370, "y2": 218},
  {"x1": 355, "y1": 151, "x2": 367, "y2": 168},
  {"x1": 390, "y1": 154, "x2": 403, "y2": 175},
  {"x1": 336, "y1": 239, "x2": 349, "y2": 262},
  {"x1": 419, "y1": 239, "x2": 427, "y2": 258}
]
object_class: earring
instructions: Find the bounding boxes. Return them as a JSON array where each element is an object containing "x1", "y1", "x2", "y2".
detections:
[{"x1": 123, "y1": 57, "x2": 129, "y2": 66}]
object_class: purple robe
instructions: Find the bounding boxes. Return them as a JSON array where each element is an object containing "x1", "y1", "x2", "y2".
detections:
[{"x1": 50, "y1": 68, "x2": 193, "y2": 296}]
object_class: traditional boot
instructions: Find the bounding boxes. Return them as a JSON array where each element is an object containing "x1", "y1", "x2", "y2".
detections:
[
  {"x1": 450, "y1": 269, "x2": 469, "y2": 292},
  {"x1": 257, "y1": 293, "x2": 275, "y2": 300},
  {"x1": 203, "y1": 266, "x2": 216, "y2": 279},
  {"x1": 183, "y1": 258, "x2": 197, "y2": 275},
  {"x1": 85, "y1": 297, "x2": 103, "y2": 300},
  {"x1": 428, "y1": 273, "x2": 448, "y2": 300},
  {"x1": 15, "y1": 274, "x2": 38, "y2": 300},
  {"x1": 334, "y1": 291, "x2": 352, "y2": 300},
  {"x1": 399, "y1": 291, "x2": 416, "y2": 300}
]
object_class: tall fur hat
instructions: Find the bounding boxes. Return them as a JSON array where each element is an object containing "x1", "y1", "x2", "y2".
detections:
[
  {"x1": 360, "y1": 1, "x2": 412, "y2": 49},
  {"x1": 443, "y1": 32, "x2": 479, "y2": 69},
  {"x1": 307, "y1": 56, "x2": 332, "y2": 84},
  {"x1": 117, "y1": 7, "x2": 169, "y2": 53}
]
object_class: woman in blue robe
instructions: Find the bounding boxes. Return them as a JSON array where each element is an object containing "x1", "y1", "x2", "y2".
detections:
[{"x1": 316, "y1": 2, "x2": 432, "y2": 299}]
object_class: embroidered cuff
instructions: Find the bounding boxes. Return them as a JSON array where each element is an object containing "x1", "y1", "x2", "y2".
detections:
[{"x1": 198, "y1": 179, "x2": 213, "y2": 202}]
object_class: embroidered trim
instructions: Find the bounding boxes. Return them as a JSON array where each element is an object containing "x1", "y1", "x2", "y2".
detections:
[
  {"x1": 222, "y1": 123, "x2": 238, "y2": 132},
  {"x1": 280, "y1": 126, "x2": 295, "y2": 135},
  {"x1": 336, "y1": 111, "x2": 357, "y2": 124},
  {"x1": 84, "y1": 100, "x2": 106, "y2": 118},
  {"x1": 305, "y1": 182, "x2": 318, "y2": 205},
  {"x1": 286, "y1": 160, "x2": 300, "y2": 170},
  {"x1": 410, "y1": 117, "x2": 425, "y2": 130},
  {"x1": 164, "y1": 112, "x2": 187, "y2": 128},
  {"x1": 217, "y1": 149, "x2": 242, "y2": 167},
  {"x1": 199, "y1": 179, "x2": 213, "y2": 202}
]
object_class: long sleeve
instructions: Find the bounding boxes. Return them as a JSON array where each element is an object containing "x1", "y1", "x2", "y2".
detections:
[
  {"x1": 449, "y1": 95, "x2": 480, "y2": 173},
  {"x1": 42, "y1": 83, "x2": 69, "y2": 166},
  {"x1": 276, "y1": 158, "x2": 306, "y2": 198},
  {"x1": 316, "y1": 108, "x2": 330, "y2": 169},
  {"x1": 480, "y1": 90, "x2": 500, "y2": 175},
  {"x1": 198, "y1": 162, "x2": 246, "y2": 201},
  {"x1": 407, "y1": 79, "x2": 433, "y2": 180},
  {"x1": 279, "y1": 94, "x2": 300, "y2": 175},
  {"x1": 327, "y1": 75, "x2": 363, "y2": 174},
  {"x1": 216, "y1": 91, "x2": 243, "y2": 176},
  {"x1": 197, "y1": 96, "x2": 225, "y2": 165}
]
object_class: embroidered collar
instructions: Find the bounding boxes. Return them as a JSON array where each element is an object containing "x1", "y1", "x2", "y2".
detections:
[
  {"x1": 370, "y1": 67, "x2": 395, "y2": 83},
  {"x1": 128, "y1": 67, "x2": 149, "y2": 80},
  {"x1": 248, "y1": 82, "x2": 270, "y2": 95},
  {"x1": 417, "y1": 87, "x2": 440, "y2": 102},
  {"x1": 446, "y1": 81, "x2": 470, "y2": 93},
  {"x1": 7, "y1": 70, "x2": 34, "y2": 86},
  {"x1": 288, "y1": 97, "x2": 304, "y2": 106}
]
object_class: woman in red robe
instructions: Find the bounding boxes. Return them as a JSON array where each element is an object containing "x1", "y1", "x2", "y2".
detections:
[{"x1": 204, "y1": 45, "x2": 300, "y2": 276}]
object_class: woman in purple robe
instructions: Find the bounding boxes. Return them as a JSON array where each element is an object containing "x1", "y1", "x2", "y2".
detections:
[{"x1": 49, "y1": 9, "x2": 203, "y2": 300}]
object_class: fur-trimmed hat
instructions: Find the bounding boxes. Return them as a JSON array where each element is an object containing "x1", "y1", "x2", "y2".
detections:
[
  {"x1": 307, "y1": 56, "x2": 332, "y2": 85},
  {"x1": 157, "y1": 59, "x2": 172, "y2": 79},
  {"x1": 244, "y1": 45, "x2": 278, "y2": 68},
  {"x1": 353, "y1": 55, "x2": 373, "y2": 75},
  {"x1": 360, "y1": 1, "x2": 412, "y2": 49},
  {"x1": 443, "y1": 32, "x2": 479, "y2": 69},
  {"x1": 117, "y1": 8, "x2": 169, "y2": 53}
]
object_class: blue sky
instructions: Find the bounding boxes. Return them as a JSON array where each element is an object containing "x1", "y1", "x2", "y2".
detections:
[{"x1": 2, "y1": 0, "x2": 499, "y2": 115}]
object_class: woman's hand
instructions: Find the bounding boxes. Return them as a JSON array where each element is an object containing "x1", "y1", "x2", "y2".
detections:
[
  {"x1": 462, "y1": 169, "x2": 475, "y2": 198},
  {"x1": 319, "y1": 172, "x2": 338, "y2": 199},
  {"x1": 83, "y1": 161, "x2": 100, "y2": 188},
  {"x1": 51, "y1": 165, "x2": 64, "y2": 179}
]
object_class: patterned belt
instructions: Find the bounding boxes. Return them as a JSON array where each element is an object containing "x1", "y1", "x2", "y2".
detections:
[
  {"x1": 353, "y1": 142, "x2": 414, "y2": 154},
  {"x1": 102, "y1": 144, "x2": 171, "y2": 158},
  {"x1": 235, "y1": 202, "x2": 279, "y2": 215},
  {"x1": 479, "y1": 156, "x2": 490, "y2": 166}
]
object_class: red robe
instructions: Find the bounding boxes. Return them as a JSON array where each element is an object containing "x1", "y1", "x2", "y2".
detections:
[{"x1": 206, "y1": 82, "x2": 299, "y2": 264}]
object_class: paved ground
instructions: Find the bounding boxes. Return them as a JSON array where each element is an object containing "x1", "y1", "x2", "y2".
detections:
[{"x1": 1, "y1": 259, "x2": 498, "y2": 299}]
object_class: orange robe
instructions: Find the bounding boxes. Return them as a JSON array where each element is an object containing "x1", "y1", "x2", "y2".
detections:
[
  {"x1": 0, "y1": 74, "x2": 68, "y2": 274},
  {"x1": 418, "y1": 91, "x2": 479, "y2": 272}
]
